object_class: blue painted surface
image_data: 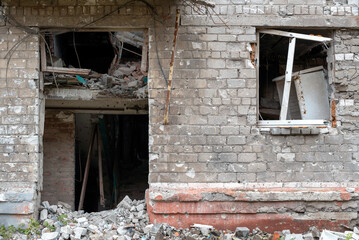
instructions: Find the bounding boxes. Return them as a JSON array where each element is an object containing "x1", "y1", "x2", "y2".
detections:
[
  {"x1": 3, "y1": 193, "x2": 34, "y2": 202},
  {"x1": 0, "y1": 202, "x2": 33, "y2": 214},
  {"x1": 0, "y1": 214, "x2": 31, "y2": 228}
]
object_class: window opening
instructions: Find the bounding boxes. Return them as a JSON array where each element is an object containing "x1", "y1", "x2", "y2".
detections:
[{"x1": 258, "y1": 29, "x2": 333, "y2": 126}]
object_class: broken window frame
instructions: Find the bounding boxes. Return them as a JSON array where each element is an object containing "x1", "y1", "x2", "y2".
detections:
[
  {"x1": 40, "y1": 29, "x2": 149, "y2": 78},
  {"x1": 256, "y1": 29, "x2": 333, "y2": 128}
]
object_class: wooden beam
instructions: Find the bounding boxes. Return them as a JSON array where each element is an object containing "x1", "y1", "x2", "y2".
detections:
[
  {"x1": 279, "y1": 37, "x2": 296, "y2": 120},
  {"x1": 163, "y1": 9, "x2": 181, "y2": 125},
  {"x1": 97, "y1": 125, "x2": 105, "y2": 207},
  {"x1": 141, "y1": 29, "x2": 149, "y2": 73},
  {"x1": 78, "y1": 124, "x2": 96, "y2": 211},
  {"x1": 44, "y1": 66, "x2": 91, "y2": 75},
  {"x1": 259, "y1": 29, "x2": 332, "y2": 42},
  {"x1": 40, "y1": 37, "x2": 47, "y2": 72},
  {"x1": 331, "y1": 100, "x2": 337, "y2": 128}
]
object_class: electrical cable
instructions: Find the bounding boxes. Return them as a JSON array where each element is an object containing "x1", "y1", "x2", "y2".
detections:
[
  {"x1": 152, "y1": 16, "x2": 168, "y2": 85},
  {"x1": 72, "y1": 31, "x2": 82, "y2": 68}
]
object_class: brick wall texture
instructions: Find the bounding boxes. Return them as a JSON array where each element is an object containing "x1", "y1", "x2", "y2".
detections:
[
  {"x1": 0, "y1": 0, "x2": 358, "y2": 229},
  {"x1": 43, "y1": 110, "x2": 75, "y2": 209}
]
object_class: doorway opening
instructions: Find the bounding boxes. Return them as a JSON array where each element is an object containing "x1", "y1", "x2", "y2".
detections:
[{"x1": 42, "y1": 110, "x2": 149, "y2": 212}]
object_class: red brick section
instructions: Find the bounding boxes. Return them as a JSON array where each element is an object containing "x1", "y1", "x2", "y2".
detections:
[
  {"x1": 43, "y1": 110, "x2": 75, "y2": 209},
  {"x1": 147, "y1": 188, "x2": 356, "y2": 232}
]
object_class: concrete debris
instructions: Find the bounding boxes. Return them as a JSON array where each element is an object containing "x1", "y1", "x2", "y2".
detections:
[
  {"x1": 235, "y1": 227, "x2": 250, "y2": 237},
  {"x1": 7, "y1": 196, "x2": 359, "y2": 240},
  {"x1": 320, "y1": 230, "x2": 345, "y2": 240},
  {"x1": 58, "y1": 201, "x2": 71, "y2": 210},
  {"x1": 310, "y1": 227, "x2": 321, "y2": 238},
  {"x1": 42, "y1": 201, "x2": 51, "y2": 209},
  {"x1": 41, "y1": 232, "x2": 59, "y2": 240},
  {"x1": 303, "y1": 232, "x2": 315, "y2": 240},
  {"x1": 192, "y1": 223, "x2": 213, "y2": 235},
  {"x1": 40, "y1": 209, "x2": 48, "y2": 221},
  {"x1": 285, "y1": 234, "x2": 304, "y2": 240},
  {"x1": 319, "y1": 230, "x2": 359, "y2": 240},
  {"x1": 44, "y1": 61, "x2": 148, "y2": 98}
]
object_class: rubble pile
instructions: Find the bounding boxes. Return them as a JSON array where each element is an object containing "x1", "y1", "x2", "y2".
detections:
[
  {"x1": 5, "y1": 196, "x2": 359, "y2": 240},
  {"x1": 44, "y1": 61, "x2": 148, "y2": 98}
]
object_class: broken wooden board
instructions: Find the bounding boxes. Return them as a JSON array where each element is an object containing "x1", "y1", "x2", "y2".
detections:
[{"x1": 44, "y1": 66, "x2": 91, "y2": 75}]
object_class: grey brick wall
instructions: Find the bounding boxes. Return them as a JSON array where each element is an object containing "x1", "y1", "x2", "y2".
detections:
[
  {"x1": 0, "y1": 0, "x2": 358, "y2": 227},
  {"x1": 0, "y1": 26, "x2": 41, "y2": 226},
  {"x1": 147, "y1": 1, "x2": 359, "y2": 186}
]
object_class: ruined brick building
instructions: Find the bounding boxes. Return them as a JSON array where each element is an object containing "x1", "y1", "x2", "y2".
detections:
[{"x1": 0, "y1": 0, "x2": 358, "y2": 232}]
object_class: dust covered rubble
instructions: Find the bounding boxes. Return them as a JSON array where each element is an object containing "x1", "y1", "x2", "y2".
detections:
[
  {"x1": 44, "y1": 61, "x2": 148, "y2": 98},
  {"x1": 7, "y1": 196, "x2": 359, "y2": 240}
]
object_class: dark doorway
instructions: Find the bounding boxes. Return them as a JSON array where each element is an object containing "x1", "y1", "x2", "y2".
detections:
[{"x1": 74, "y1": 114, "x2": 149, "y2": 212}]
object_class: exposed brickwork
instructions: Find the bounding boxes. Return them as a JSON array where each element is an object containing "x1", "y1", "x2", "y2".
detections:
[
  {"x1": 0, "y1": 25, "x2": 41, "y2": 226},
  {"x1": 0, "y1": 0, "x2": 358, "y2": 229},
  {"x1": 43, "y1": 110, "x2": 75, "y2": 209}
]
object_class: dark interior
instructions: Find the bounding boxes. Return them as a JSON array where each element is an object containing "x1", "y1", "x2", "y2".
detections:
[
  {"x1": 48, "y1": 32, "x2": 142, "y2": 74},
  {"x1": 74, "y1": 114, "x2": 149, "y2": 212}
]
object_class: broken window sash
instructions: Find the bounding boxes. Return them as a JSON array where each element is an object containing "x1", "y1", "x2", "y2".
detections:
[
  {"x1": 280, "y1": 37, "x2": 296, "y2": 120},
  {"x1": 258, "y1": 29, "x2": 332, "y2": 121},
  {"x1": 259, "y1": 29, "x2": 332, "y2": 42}
]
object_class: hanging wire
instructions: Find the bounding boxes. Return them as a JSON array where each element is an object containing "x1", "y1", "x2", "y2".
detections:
[
  {"x1": 152, "y1": 16, "x2": 168, "y2": 85},
  {"x1": 39, "y1": 34, "x2": 58, "y2": 88},
  {"x1": 72, "y1": 31, "x2": 82, "y2": 68}
]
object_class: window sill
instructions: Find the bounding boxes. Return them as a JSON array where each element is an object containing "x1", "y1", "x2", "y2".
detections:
[
  {"x1": 258, "y1": 120, "x2": 329, "y2": 128},
  {"x1": 258, "y1": 120, "x2": 330, "y2": 135}
]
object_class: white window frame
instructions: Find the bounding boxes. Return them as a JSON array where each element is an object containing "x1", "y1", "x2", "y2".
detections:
[{"x1": 257, "y1": 29, "x2": 332, "y2": 128}]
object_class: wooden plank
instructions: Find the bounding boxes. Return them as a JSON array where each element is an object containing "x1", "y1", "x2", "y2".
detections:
[
  {"x1": 259, "y1": 29, "x2": 332, "y2": 42},
  {"x1": 40, "y1": 37, "x2": 47, "y2": 71},
  {"x1": 141, "y1": 29, "x2": 149, "y2": 72},
  {"x1": 78, "y1": 125, "x2": 96, "y2": 211},
  {"x1": 331, "y1": 100, "x2": 337, "y2": 128},
  {"x1": 97, "y1": 125, "x2": 105, "y2": 207},
  {"x1": 163, "y1": 9, "x2": 181, "y2": 125},
  {"x1": 280, "y1": 37, "x2": 296, "y2": 120},
  {"x1": 44, "y1": 66, "x2": 91, "y2": 75}
]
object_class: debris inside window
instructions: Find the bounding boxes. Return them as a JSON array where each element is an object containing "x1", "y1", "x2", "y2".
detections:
[
  {"x1": 258, "y1": 29, "x2": 333, "y2": 123},
  {"x1": 41, "y1": 31, "x2": 148, "y2": 99}
]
